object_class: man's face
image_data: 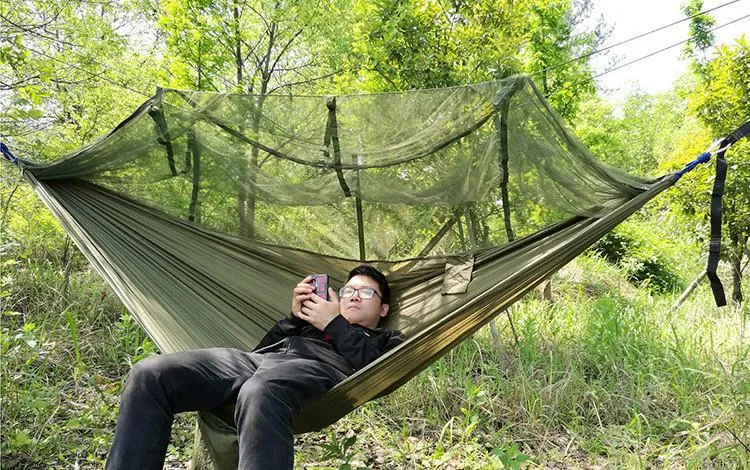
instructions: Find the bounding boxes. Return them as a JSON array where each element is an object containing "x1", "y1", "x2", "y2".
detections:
[{"x1": 338, "y1": 274, "x2": 390, "y2": 329}]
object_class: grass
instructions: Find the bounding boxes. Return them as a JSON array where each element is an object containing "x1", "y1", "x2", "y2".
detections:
[
  {"x1": 297, "y1": 263, "x2": 749, "y2": 468},
  {"x1": 2, "y1": 170, "x2": 749, "y2": 468}
]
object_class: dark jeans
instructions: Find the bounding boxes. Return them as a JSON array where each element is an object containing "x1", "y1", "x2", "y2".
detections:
[{"x1": 105, "y1": 346, "x2": 347, "y2": 470}]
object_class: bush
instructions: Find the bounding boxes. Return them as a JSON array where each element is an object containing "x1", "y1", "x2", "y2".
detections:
[
  {"x1": 589, "y1": 221, "x2": 684, "y2": 293},
  {"x1": 590, "y1": 231, "x2": 631, "y2": 265}
]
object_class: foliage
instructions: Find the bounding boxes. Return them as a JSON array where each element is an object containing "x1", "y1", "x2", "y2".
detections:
[
  {"x1": 590, "y1": 220, "x2": 684, "y2": 294},
  {"x1": 154, "y1": 0, "x2": 351, "y2": 94},
  {"x1": 690, "y1": 37, "x2": 750, "y2": 138},
  {"x1": 342, "y1": 0, "x2": 601, "y2": 119},
  {"x1": 0, "y1": 0, "x2": 157, "y2": 160},
  {"x1": 2, "y1": 0, "x2": 749, "y2": 468},
  {"x1": 4, "y1": 153, "x2": 750, "y2": 468},
  {"x1": 523, "y1": 0, "x2": 602, "y2": 119},
  {"x1": 311, "y1": 255, "x2": 749, "y2": 468},
  {"x1": 574, "y1": 90, "x2": 690, "y2": 177},
  {"x1": 0, "y1": 164, "x2": 188, "y2": 468},
  {"x1": 492, "y1": 442, "x2": 529, "y2": 469},
  {"x1": 681, "y1": 0, "x2": 717, "y2": 73},
  {"x1": 321, "y1": 431, "x2": 365, "y2": 470}
]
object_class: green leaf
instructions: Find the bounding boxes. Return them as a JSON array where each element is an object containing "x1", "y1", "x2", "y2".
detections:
[{"x1": 11, "y1": 429, "x2": 33, "y2": 448}]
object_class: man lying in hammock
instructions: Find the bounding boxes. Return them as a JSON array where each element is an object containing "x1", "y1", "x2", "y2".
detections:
[{"x1": 105, "y1": 265, "x2": 405, "y2": 470}]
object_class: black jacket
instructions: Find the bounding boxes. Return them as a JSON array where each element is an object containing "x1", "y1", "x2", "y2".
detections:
[{"x1": 253, "y1": 314, "x2": 405, "y2": 373}]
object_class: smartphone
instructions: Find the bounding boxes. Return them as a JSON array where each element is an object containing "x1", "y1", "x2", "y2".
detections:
[{"x1": 310, "y1": 274, "x2": 329, "y2": 300}]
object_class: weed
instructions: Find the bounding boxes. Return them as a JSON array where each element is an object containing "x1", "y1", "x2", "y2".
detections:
[
  {"x1": 493, "y1": 442, "x2": 529, "y2": 469},
  {"x1": 321, "y1": 431, "x2": 365, "y2": 470}
]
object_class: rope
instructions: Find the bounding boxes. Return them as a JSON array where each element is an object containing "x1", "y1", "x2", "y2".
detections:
[
  {"x1": 675, "y1": 151, "x2": 713, "y2": 178},
  {"x1": 674, "y1": 119, "x2": 750, "y2": 307},
  {"x1": 674, "y1": 130, "x2": 746, "y2": 180},
  {"x1": 1, "y1": 142, "x2": 19, "y2": 165}
]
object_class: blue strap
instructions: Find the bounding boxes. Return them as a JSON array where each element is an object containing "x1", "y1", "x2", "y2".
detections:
[
  {"x1": 675, "y1": 150, "x2": 712, "y2": 179},
  {"x1": 1, "y1": 142, "x2": 19, "y2": 165}
]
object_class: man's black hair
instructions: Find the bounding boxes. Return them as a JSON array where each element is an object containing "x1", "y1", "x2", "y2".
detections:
[{"x1": 347, "y1": 265, "x2": 391, "y2": 305}]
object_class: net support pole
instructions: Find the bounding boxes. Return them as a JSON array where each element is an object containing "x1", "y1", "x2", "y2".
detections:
[
  {"x1": 355, "y1": 197, "x2": 366, "y2": 261},
  {"x1": 325, "y1": 97, "x2": 351, "y2": 196},
  {"x1": 491, "y1": 79, "x2": 524, "y2": 345},
  {"x1": 325, "y1": 96, "x2": 365, "y2": 260},
  {"x1": 147, "y1": 88, "x2": 178, "y2": 177},
  {"x1": 187, "y1": 127, "x2": 202, "y2": 223},
  {"x1": 493, "y1": 79, "x2": 524, "y2": 243}
]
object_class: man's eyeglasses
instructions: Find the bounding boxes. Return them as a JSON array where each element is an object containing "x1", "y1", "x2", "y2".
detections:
[{"x1": 338, "y1": 286, "x2": 381, "y2": 300}]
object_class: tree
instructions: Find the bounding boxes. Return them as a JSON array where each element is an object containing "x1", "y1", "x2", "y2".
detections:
[
  {"x1": 523, "y1": 0, "x2": 604, "y2": 119},
  {"x1": 343, "y1": 0, "x2": 603, "y2": 107},
  {"x1": 681, "y1": 0, "x2": 716, "y2": 75},
  {"x1": 663, "y1": 38, "x2": 750, "y2": 304},
  {"x1": 153, "y1": 0, "x2": 354, "y2": 235},
  {"x1": 1, "y1": 0, "x2": 159, "y2": 158},
  {"x1": 691, "y1": 38, "x2": 750, "y2": 304}
]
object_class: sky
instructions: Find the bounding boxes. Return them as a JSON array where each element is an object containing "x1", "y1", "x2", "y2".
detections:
[{"x1": 587, "y1": 0, "x2": 749, "y2": 101}]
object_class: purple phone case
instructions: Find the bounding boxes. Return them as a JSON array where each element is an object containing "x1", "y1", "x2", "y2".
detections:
[{"x1": 311, "y1": 274, "x2": 329, "y2": 300}]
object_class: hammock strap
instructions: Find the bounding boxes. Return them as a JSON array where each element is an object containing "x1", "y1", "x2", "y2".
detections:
[{"x1": 707, "y1": 119, "x2": 750, "y2": 307}]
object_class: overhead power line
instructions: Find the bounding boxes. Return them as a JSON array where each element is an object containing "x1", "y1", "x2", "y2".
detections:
[
  {"x1": 589, "y1": 13, "x2": 750, "y2": 83},
  {"x1": 535, "y1": 0, "x2": 742, "y2": 77},
  {"x1": 5, "y1": 10, "x2": 749, "y2": 163}
]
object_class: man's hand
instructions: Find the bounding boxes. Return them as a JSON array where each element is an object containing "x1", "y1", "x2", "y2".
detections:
[
  {"x1": 296, "y1": 288, "x2": 340, "y2": 331},
  {"x1": 291, "y1": 277, "x2": 314, "y2": 316}
]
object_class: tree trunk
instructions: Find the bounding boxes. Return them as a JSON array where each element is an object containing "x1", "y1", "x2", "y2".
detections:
[
  {"x1": 466, "y1": 207, "x2": 482, "y2": 247},
  {"x1": 232, "y1": 1, "x2": 243, "y2": 91},
  {"x1": 488, "y1": 321, "x2": 501, "y2": 350},
  {"x1": 456, "y1": 216, "x2": 467, "y2": 251},
  {"x1": 241, "y1": 21, "x2": 276, "y2": 238}
]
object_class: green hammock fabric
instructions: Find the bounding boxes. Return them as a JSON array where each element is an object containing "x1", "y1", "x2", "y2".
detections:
[{"x1": 12, "y1": 74, "x2": 675, "y2": 468}]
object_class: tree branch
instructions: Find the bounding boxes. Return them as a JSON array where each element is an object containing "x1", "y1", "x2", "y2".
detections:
[
  {"x1": 0, "y1": 3, "x2": 68, "y2": 32},
  {"x1": 266, "y1": 70, "x2": 341, "y2": 94},
  {"x1": 0, "y1": 75, "x2": 42, "y2": 90},
  {"x1": 244, "y1": 3, "x2": 270, "y2": 33},
  {"x1": 1, "y1": 15, "x2": 85, "y2": 48},
  {"x1": 269, "y1": 28, "x2": 303, "y2": 74}
]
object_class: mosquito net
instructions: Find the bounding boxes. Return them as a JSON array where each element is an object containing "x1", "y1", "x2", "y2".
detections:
[{"x1": 24, "y1": 75, "x2": 651, "y2": 263}]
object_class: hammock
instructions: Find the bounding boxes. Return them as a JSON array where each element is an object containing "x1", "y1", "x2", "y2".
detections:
[{"x1": 7, "y1": 75, "x2": 681, "y2": 468}]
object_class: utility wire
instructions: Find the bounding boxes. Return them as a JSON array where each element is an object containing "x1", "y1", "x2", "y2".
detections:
[
  {"x1": 28, "y1": 11, "x2": 747, "y2": 100},
  {"x1": 588, "y1": 13, "x2": 750, "y2": 83},
  {"x1": 536, "y1": 0, "x2": 743, "y2": 77},
  {"x1": 7, "y1": 10, "x2": 749, "y2": 163}
]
